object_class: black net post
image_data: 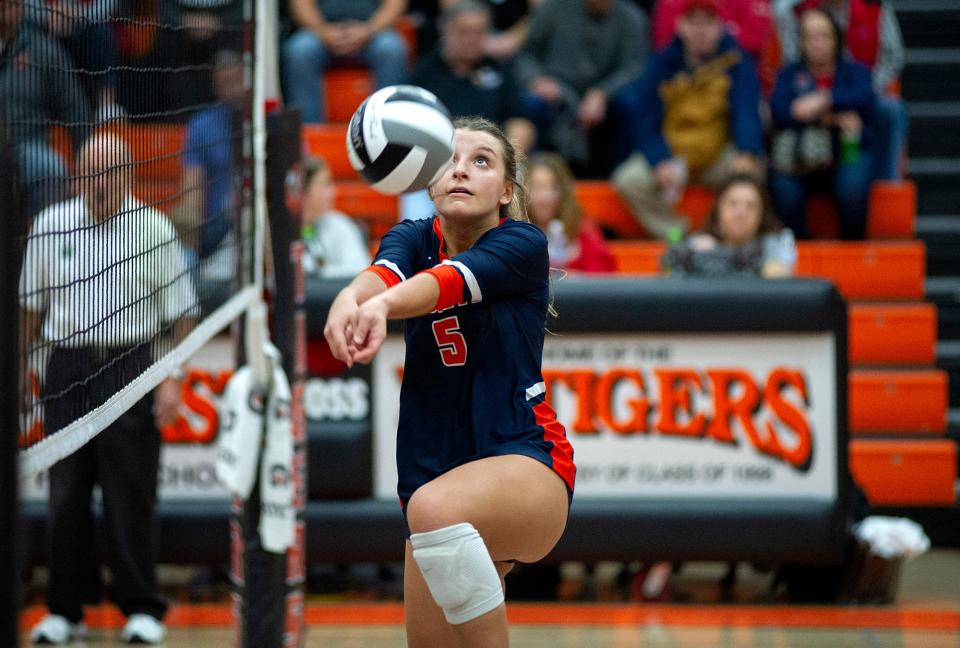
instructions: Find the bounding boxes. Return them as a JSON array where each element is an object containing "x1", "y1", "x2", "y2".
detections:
[
  {"x1": 0, "y1": 118, "x2": 24, "y2": 648},
  {"x1": 231, "y1": 106, "x2": 305, "y2": 648}
]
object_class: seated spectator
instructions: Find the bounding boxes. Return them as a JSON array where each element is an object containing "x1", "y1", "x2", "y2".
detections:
[
  {"x1": 0, "y1": 0, "x2": 91, "y2": 216},
  {"x1": 652, "y1": 0, "x2": 773, "y2": 60},
  {"x1": 527, "y1": 153, "x2": 616, "y2": 272},
  {"x1": 516, "y1": 0, "x2": 649, "y2": 175},
  {"x1": 282, "y1": 0, "x2": 408, "y2": 124},
  {"x1": 453, "y1": 0, "x2": 540, "y2": 61},
  {"x1": 662, "y1": 172, "x2": 796, "y2": 276},
  {"x1": 175, "y1": 0, "x2": 244, "y2": 107},
  {"x1": 409, "y1": 0, "x2": 541, "y2": 63},
  {"x1": 27, "y1": 0, "x2": 124, "y2": 120},
  {"x1": 612, "y1": 0, "x2": 763, "y2": 240},
  {"x1": 768, "y1": 8, "x2": 875, "y2": 240},
  {"x1": 411, "y1": 0, "x2": 534, "y2": 152},
  {"x1": 774, "y1": 0, "x2": 905, "y2": 180},
  {"x1": 173, "y1": 49, "x2": 245, "y2": 260},
  {"x1": 300, "y1": 156, "x2": 371, "y2": 277},
  {"x1": 402, "y1": 0, "x2": 535, "y2": 220}
]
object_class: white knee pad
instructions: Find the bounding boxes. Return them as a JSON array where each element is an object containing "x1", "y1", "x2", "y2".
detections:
[{"x1": 410, "y1": 522, "x2": 504, "y2": 625}]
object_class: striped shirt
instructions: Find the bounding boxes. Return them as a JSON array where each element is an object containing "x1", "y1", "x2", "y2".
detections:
[{"x1": 19, "y1": 195, "x2": 197, "y2": 348}]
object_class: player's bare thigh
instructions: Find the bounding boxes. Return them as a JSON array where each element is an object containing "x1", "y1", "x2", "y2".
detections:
[{"x1": 405, "y1": 455, "x2": 570, "y2": 564}]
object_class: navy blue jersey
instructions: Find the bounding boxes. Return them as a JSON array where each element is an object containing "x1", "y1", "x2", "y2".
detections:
[{"x1": 368, "y1": 217, "x2": 576, "y2": 506}]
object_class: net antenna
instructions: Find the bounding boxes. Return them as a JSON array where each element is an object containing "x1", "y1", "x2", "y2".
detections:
[{"x1": 245, "y1": 0, "x2": 276, "y2": 391}]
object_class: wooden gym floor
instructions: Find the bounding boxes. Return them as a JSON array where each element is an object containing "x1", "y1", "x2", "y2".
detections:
[{"x1": 17, "y1": 549, "x2": 960, "y2": 647}]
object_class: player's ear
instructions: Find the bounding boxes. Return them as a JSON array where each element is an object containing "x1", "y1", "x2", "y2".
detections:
[{"x1": 499, "y1": 180, "x2": 514, "y2": 206}]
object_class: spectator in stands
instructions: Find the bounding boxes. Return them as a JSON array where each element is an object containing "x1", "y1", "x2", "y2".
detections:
[
  {"x1": 175, "y1": 0, "x2": 244, "y2": 107},
  {"x1": 21, "y1": 132, "x2": 195, "y2": 646},
  {"x1": 768, "y1": 8, "x2": 875, "y2": 240},
  {"x1": 662, "y1": 172, "x2": 796, "y2": 276},
  {"x1": 652, "y1": 0, "x2": 773, "y2": 60},
  {"x1": 282, "y1": 0, "x2": 408, "y2": 124},
  {"x1": 0, "y1": 0, "x2": 91, "y2": 215},
  {"x1": 403, "y1": 0, "x2": 536, "y2": 220},
  {"x1": 458, "y1": 0, "x2": 541, "y2": 61},
  {"x1": 516, "y1": 0, "x2": 649, "y2": 175},
  {"x1": 173, "y1": 49, "x2": 245, "y2": 260},
  {"x1": 612, "y1": 0, "x2": 763, "y2": 240},
  {"x1": 301, "y1": 156, "x2": 372, "y2": 277},
  {"x1": 774, "y1": 0, "x2": 905, "y2": 180},
  {"x1": 411, "y1": 1, "x2": 535, "y2": 152},
  {"x1": 27, "y1": 0, "x2": 124, "y2": 121},
  {"x1": 408, "y1": 0, "x2": 542, "y2": 62},
  {"x1": 527, "y1": 153, "x2": 616, "y2": 272}
]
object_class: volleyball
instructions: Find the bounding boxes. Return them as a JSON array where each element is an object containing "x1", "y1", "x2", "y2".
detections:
[{"x1": 346, "y1": 85, "x2": 455, "y2": 195}]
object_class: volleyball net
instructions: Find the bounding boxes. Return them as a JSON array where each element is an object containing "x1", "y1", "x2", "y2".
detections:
[{"x1": 4, "y1": 0, "x2": 265, "y2": 479}]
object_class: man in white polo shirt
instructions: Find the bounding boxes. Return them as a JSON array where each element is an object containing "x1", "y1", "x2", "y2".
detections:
[{"x1": 19, "y1": 132, "x2": 196, "y2": 645}]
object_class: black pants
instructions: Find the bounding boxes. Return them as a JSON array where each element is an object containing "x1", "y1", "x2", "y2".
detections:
[{"x1": 42, "y1": 345, "x2": 167, "y2": 623}]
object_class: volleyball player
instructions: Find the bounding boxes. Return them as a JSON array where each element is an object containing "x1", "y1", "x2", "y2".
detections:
[{"x1": 325, "y1": 117, "x2": 575, "y2": 647}]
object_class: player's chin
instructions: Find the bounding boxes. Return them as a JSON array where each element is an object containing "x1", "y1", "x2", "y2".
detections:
[{"x1": 437, "y1": 198, "x2": 489, "y2": 221}]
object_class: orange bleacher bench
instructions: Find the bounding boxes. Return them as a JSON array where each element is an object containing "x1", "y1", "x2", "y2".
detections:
[
  {"x1": 795, "y1": 241, "x2": 925, "y2": 300},
  {"x1": 334, "y1": 183, "x2": 398, "y2": 239},
  {"x1": 849, "y1": 439, "x2": 957, "y2": 506},
  {"x1": 607, "y1": 240, "x2": 666, "y2": 274},
  {"x1": 573, "y1": 181, "x2": 914, "y2": 241},
  {"x1": 575, "y1": 181, "x2": 641, "y2": 238},
  {"x1": 302, "y1": 123, "x2": 355, "y2": 180},
  {"x1": 848, "y1": 303, "x2": 937, "y2": 366},
  {"x1": 575, "y1": 183, "x2": 714, "y2": 239},
  {"x1": 607, "y1": 240, "x2": 926, "y2": 300},
  {"x1": 49, "y1": 123, "x2": 186, "y2": 212},
  {"x1": 848, "y1": 370, "x2": 948, "y2": 434},
  {"x1": 868, "y1": 180, "x2": 916, "y2": 239},
  {"x1": 324, "y1": 68, "x2": 373, "y2": 123}
]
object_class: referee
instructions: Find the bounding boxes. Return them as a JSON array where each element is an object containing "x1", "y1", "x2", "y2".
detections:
[{"x1": 19, "y1": 133, "x2": 196, "y2": 645}]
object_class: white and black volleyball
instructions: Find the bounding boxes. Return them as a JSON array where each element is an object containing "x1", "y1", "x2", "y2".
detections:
[{"x1": 346, "y1": 85, "x2": 455, "y2": 195}]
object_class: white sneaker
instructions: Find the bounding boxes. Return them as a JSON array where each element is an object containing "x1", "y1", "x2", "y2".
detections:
[
  {"x1": 121, "y1": 614, "x2": 167, "y2": 644},
  {"x1": 31, "y1": 614, "x2": 87, "y2": 644}
]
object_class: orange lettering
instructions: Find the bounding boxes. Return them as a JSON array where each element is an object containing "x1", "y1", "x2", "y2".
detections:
[
  {"x1": 181, "y1": 370, "x2": 220, "y2": 443},
  {"x1": 654, "y1": 368, "x2": 706, "y2": 437},
  {"x1": 595, "y1": 368, "x2": 649, "y2": 434},
  {"x1": 706, "y1": 369, "x2": 760, "y2": 445},
  {"x1": 764, "y1": 368, "x2": 813, "y2": 470},
  {"x1": 162, "y1": 369, "x2": 233, "y2": 444},
  {"x1": 544, "y1": 369, "x2": 596, "y2": 434}
]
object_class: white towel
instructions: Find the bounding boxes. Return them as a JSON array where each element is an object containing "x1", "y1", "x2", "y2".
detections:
[
  {"x1": 216, "y1": 366, "x2": 266, "y2": 500},
  {"x1": 258, "y1": 363, "x2": 296, "y2": 553}
]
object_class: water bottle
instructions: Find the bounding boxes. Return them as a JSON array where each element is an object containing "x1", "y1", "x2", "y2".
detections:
[{"x1": 840, "y1": 129, "x2": 860, "y2": 165}]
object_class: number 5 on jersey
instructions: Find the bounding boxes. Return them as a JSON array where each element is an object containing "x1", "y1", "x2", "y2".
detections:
[{"x1": 432, "y1": 316, "x2": 467, "y2": 367}]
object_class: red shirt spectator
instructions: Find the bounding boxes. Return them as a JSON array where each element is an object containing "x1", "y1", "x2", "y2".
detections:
[
  {"x1": 527, "y1": 153, "x2": 616, "y2": 273},
  {"x1": 652, "y1": 0, "x2": 772, "y2": 58}
]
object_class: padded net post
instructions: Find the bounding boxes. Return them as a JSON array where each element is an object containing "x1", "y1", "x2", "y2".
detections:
[{"x1": 231, "y1": 106, "x2": 306, "y2": 648}]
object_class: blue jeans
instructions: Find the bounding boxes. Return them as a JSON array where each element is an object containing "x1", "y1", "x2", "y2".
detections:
[
  {"x1": 16, "y1": 141, "x2": 69, "y2": 216},
  {"x1": 873, "y1": 94, "x2": 908, "y2": 181},
  {"x1": 282, "y1": 29, "x2": 408, "y2": 123},
  {"x1": 769, "y1": 152, "x2": 875, "y2": 240}
]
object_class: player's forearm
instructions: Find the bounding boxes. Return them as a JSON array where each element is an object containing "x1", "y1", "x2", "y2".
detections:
[
  {"x1": 376, "y1": 273, "x2": 440, "y2": 320},
  {"x1": 347, "y1": 268, "x2": 393, "y2": 305}
]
